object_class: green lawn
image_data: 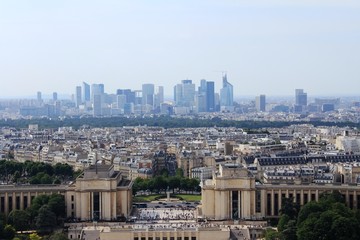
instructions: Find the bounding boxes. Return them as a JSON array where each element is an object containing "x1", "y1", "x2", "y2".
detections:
[{"x1": 174, "y1": 194, "x2": 201, "y2": 202}]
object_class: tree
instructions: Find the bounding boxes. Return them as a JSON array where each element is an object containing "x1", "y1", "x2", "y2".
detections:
[
  {"x1": 280, "y1": 197, "x2": 299, "y2": 220},
  {"x1": 2, "y1": 224, "x2": 15, "y2": 240},
  {"x1": 296, "y1": 191, "x2": 360, "y2": 240},
  {"x1": 12, "y1": 170, "x2": 21, "y2": 183},
  {"x1": 281, "y1": 220, "x2": 297, "y2": 240},
  {"x1": 49, "y1": 232, "x2": 68, "y2": 240},
  {"x1": 40, "y1": 173, "x2": 52, "y2": 184},
  {"x1": 153, "y1": 176, "x2": 167, "y2": 193},
  {"x1": 54, "y1": 163, "x2": 73, "y2": 180},
  {"x1": 175, "y1": 168, "x2": 184, "y2": 177},
  {"x1": 264, "y1": 228, "x2": 280, "y2": 240},
  {"x1": 168, "y1": 176, "x2": 180, "y2": 193},
  {"x1": 297, "y1": 201, "x2": 323, "y2": 226},
  {"x1": 35, "y1": 205, "x2": 57, "y2": 234},
  {"x1": 30, "y1": 194, "x2": 50, "y2": 211},
  {"x1": 277, "y1": 214, "x2": 290, "y2": 232},
  {"x1": 8, "y1": 209, "x2": 30, "y2": 232},
  {"x1": 29, "y1": 233, "x2": 42, "y2": 240},
  {"x1": 48, "y1": 194, "x2": 66, "y2": 219},
  {"x1": 160, "y1": 168, "x2": 169, "y2": 177},
  {"x1": 189, "y1": 178, "x2": 200, "y2": 193}
]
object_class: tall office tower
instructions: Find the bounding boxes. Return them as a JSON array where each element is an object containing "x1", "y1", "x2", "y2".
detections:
[
  {"x1": 174, "y1": 84, "x2": 182, "y2": 104},
  {"x1": 220, "y1": 74, "x2": 234, "y2": 111},
  {"x1": 295, "y1": 89, "x2": 307, "y2": 106},
  {"x1": 181, "y1": 80, "x2": 195, "y2": 107},
  {"x1": 99, "y1": 84, "x2": 104, "y2": 94},
  {"x1": 154, "y1": 86, "x2": 164, "y2": 109},
  {"x1": 295, "y1": 89, "x2": 307, "y2": 113},
  {"x1": 36, "y1": 91, "x2": 43, "y2": 106},
  {"x1": 116, "y1": 95, "x2": 126, "y2": 110},
  {"x1": 52, "y1": 92, "x2": 58, "y2": 101},
  {"x1": 54, "y1": 100, "x2": 61, "y2": 116},
  {"x1": 75, "y1": 86, "x2": 82, "y2": 108},
  {"x1": 116, "y1": 89, "x2": 136, "y2": 104},
  {"x1": 37, "y1": 91, "x2": 42, "y2": 101},
  {"x1": 215, "y1": 93, "x2": 220, "y2": 111},
  {"x1": 196, "y1": 93, "x2": 207, "y2": 112},
  {"x1": 206, "y1": 81, "x2": 215, "y2": 112},
  {"x1": 255, "y1": 94, "x2": 266, "y2": 112},
  {"x1": 142, "y1": 83, "x2": 155, "y2": 108},
  {"x1": 174, "y1": 80, "x2": 195, "y2": 107},
  {"x1": 93, "y1": 94, "x2": 102, "y2": 116},
  {"x1": 198, "y1": 79, "x2": 207, "y2": 94},
  {"x1": 82, "y1": 82, "x2": 90, "y2": 102},
  {"x1": 196, "y1": 79, "x2": 207, "y2": 112},
  {"x1": 91, "y1": 84, "x2": 105, "y2": 100}
]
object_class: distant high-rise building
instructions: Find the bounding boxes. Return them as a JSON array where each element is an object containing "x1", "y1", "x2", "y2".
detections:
[
  {"x1": 93, "y1": 94, "x2": 102, "y2": 116},
  {"x1": 196, "y1": 93, "x2": 207, "y2": 113},
  {"x1": 53, "y1": 92, "x2": 58, "y2": 101},
  {"x1": 220, "y1": 74, "x2": 234, "y2": 111},
  {"x1": 295, "y1": 89, "x2": 307, "y2": 113},
  {"x1": 206, "y1": 81, "x2": 215, "y2": 112},
  {"x1": 91, "y1": 84, "x2": 105, "y2": 101},
  {"x1": 116, "y1": 89, "x2": 135, "y2": 104},
  {"x1": 198, "y1": 79, "x2": 207, "y2": 94},
  {"x1": 116, "y1": 95, "x2": 126, "y2": 110},
  {"x1": 142, "y1": 83, "x2": 155, "y2": 108},
  {"x1": 255, "y1": 94, "x2": 266, "y2": 112},
  {"x1": 174, "y1": 80, "x2": 195, "y2": 107},
  {"x1": 98, "y1": 84, "x2": 105, "y2": 94},
  {"x1": 75, "y1": 86, "x2": 82, "y2": 107},
  {"x1": 54, "y1": 100, "x2": 61, "y2": 116},
  {"x1": 196, "y1": 79, "x2": 208, "y2": 112},
  {"x1": 36, "y1": 91, "x2": 43, "y2": 106},
  {"x1": 133, "y1": 90, "x2": 142, "y2": 106},
  {"x1": 154, "y1": 86, "x2": 164, "y2": 109},
  {"x1": 37, "y1": 91, "x2": 42, "y2": 101},
  {"x1": 82, "y1": 82, "x2": 90, "y2": 102},
  {"x1": 295, "y1": 89, "x2": 307, "y2": 106},
  {"x1": 182, "y1": 80, "x2": 195, "y2": 107},
  {"x1": 174, "y1": 84, "x2": 182, "y2": 104}
]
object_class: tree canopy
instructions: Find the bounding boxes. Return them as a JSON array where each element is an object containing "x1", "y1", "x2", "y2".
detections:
[
  {"x1": 273, "y1": 191, "x2": 360, "y2": 240},
  {"x1": 0, "y1": 115, "x2": 359, "y2": 130},
  {"x1": 0, "y1": 160, "x2": 74, "y2": 185},
  {"x1": 133, "y1": 172, "x2": 200, "y2": 195}
]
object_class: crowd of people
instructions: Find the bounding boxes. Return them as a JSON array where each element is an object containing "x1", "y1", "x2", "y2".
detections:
[{"x1": 138, "y1": 208, "x2": 195, "y2": 220}]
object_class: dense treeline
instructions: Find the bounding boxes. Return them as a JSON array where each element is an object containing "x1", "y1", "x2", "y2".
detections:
[
  {"x1": 0, "y1": 116, "x2": 359, "y2": 130},
  {"x1": 133, "y1": 169, "x2": 200, "y2": 195},
  {"x1": 0, "y1": 160, "x2": 77, "y2": 184},
  {"x1": 0, "y1": 194, "x2": 67, "y2": 239},
  {"x1": 266, "y1": 191, "x2": 360, "y2": 240}
]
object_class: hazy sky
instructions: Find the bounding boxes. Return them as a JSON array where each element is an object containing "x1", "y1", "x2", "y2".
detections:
[{"x1": 1, "y1": 0, "x2": 360, "y2": 98}]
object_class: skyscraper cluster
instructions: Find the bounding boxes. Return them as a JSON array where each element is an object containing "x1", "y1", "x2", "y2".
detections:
[
  {"x1": 173, "y1": 74, "x2": 234, "y2": 114},
  {"x1": 71, "y1": 75, "x2": 237, "y2": 116},
  {"x1": 74, "y1": 83, "x2": 164, "y2": 116}
]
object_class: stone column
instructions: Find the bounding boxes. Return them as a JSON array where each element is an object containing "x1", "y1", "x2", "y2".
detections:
[
  {"x1": 354, "y1": 191, "x2": 357, "y2": 209},
  {"x1": 278, "y1": 189, "x2": 282, "y2": 212},
  {"x1": 239, "y1": 191, "x2": 245, "y2": 219},
  {"x1": 20, "y1": 192, "x2": 24, "y2": 210},
  {"x1": 4, "y1": 192, "x2": 8, "y2": 215},
  {"x1": 271, "y1": 189, "x2": 274, "y2": 216}
]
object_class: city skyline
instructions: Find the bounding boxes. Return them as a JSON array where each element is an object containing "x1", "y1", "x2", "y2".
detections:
[{"x1": 1, "y1": 1, "x2": 360, "y2": 98}]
